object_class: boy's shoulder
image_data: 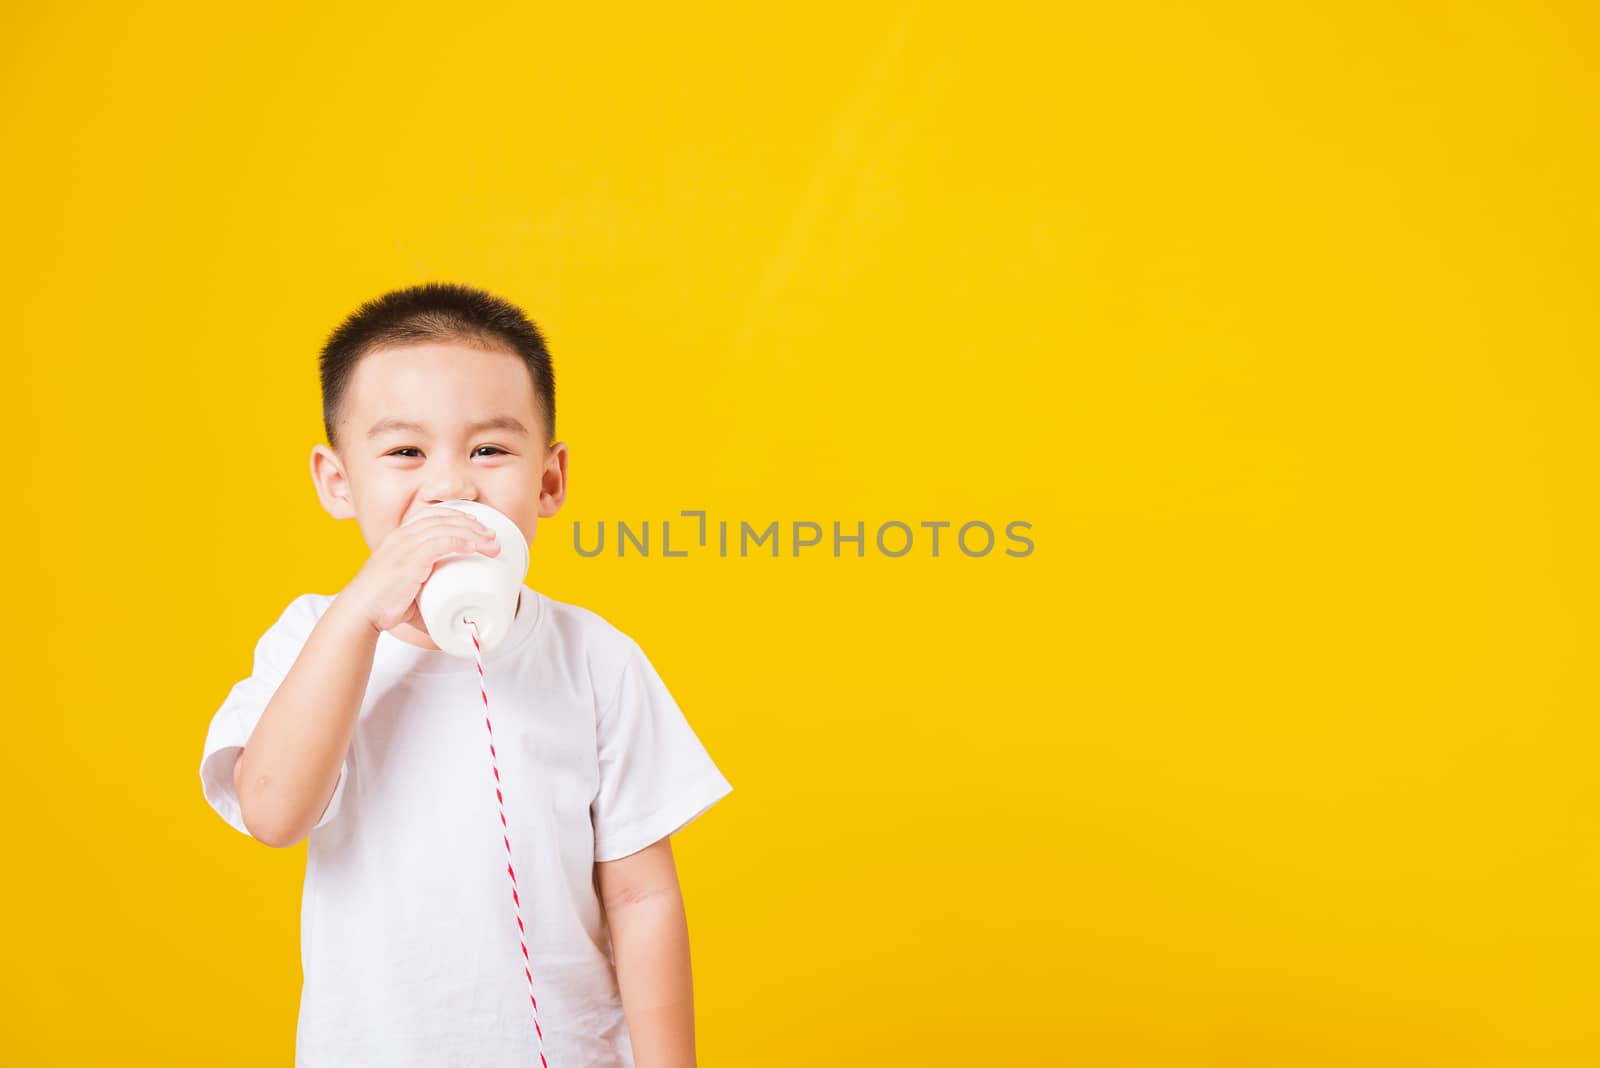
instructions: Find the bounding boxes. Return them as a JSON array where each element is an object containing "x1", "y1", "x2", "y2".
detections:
[
  {"x1": 527, "y1": 593, "x2": 691, "y2": 718},
  {"x1": 529, "y1": 589, "x2": 647, "y2": 674},
  {"x1": 243, "y1": 591, "x2": 332, "y2": 674}
]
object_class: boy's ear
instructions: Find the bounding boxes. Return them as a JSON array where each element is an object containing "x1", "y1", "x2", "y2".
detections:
[
  {"x1": 310, "y1": 444, "x2": 357, "y2": 520},
  {"x1": 539, "y1": 440, "x2": 569, "y2": 518}
]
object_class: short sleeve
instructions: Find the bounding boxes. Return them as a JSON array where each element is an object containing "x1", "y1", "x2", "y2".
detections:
[
  {"x1": 590, "y1": 638, "x2": 734, "y2": 862},
  {"x1": 198, "y1": 593, "x2": 352, "y2": 839}
]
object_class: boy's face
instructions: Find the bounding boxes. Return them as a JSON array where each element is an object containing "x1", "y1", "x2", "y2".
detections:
[{"x1": 309, "y1": 341, "x2": 567, "y2": 557}]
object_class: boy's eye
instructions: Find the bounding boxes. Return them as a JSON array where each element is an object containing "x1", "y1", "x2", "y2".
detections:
[{"x1": 385, "y1": 446, "x2": 508, "y2": 458}]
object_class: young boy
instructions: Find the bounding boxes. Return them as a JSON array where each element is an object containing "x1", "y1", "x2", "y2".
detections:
[{"x1": 197, "y1": 282, "x2": 733, "y2": 1068}]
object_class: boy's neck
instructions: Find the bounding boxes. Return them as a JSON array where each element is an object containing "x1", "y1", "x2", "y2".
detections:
[{"x1": 388, "y1": 589, "x2": 523, "y2": 651}]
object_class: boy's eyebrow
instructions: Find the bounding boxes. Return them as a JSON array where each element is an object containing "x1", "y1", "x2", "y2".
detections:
[{"x1": 367, "y1": 415, "x2": 530, "y2": 439}]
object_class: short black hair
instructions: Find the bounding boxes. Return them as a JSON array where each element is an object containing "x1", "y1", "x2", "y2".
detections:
[{"x1": 318, "y1": 281, "x2": 556, "y2": 451}]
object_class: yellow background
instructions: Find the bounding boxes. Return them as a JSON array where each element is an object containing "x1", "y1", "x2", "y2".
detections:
[{"x1": 5, "y1": 2, "x2": 1597, "y2": 1064}]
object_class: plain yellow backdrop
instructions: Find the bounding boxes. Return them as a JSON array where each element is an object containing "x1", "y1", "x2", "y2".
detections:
[{"x1": 5, "y1": 1, "x2": 1598, "y2": 1064}]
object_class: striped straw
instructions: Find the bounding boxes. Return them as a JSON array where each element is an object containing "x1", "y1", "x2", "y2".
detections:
[{"x1": 466, "y1": 617, "x2": 549, "y2": 1067}]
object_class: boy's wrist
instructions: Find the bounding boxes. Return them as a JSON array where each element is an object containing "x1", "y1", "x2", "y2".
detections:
[{"x1": 325, "y1": 591, "x2": 383, "y2": 641}]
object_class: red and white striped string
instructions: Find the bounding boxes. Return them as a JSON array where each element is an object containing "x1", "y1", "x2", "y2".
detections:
[{"x1": 467, "y1": 616, "x2": 549, "y2": 1068}]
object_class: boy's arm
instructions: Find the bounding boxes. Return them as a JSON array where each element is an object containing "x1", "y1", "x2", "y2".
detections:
[
  {"x1": 233, "y1": 595, "x2": 378, "y2": 848},
  {"x1": 598, "y1": 836, "x2": 698, "y2": 1068}
]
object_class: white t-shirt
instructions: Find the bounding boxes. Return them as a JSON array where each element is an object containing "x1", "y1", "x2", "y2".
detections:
[{"x1": 198, "y1": 584, "x2": 734, "y2": 1067}]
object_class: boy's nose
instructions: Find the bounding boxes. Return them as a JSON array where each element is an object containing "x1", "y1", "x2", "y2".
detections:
[{"x1": 423, "y1": 477, "x2": 478, "y2": 506}]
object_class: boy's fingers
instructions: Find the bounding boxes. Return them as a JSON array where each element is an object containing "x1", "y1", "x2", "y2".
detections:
[
  {"x1": 401, "y1": 512, "x2": 494, "y2": 535},
  {"x1": 392, "y1": 519, "x2": 492, "y2": 553},
  {"x1": 408, "y1": 533, "x2": 482, "y2": 565}
]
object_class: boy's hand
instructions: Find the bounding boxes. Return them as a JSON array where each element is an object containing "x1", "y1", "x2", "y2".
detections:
[{"x1": 339, "y1": 506, "x2": 502, "y2": 634}]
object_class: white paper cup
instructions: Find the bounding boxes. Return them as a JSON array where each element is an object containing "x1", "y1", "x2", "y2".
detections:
[{"x1": 415, "y1": 500, "x2": 531, "y2": 658}]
